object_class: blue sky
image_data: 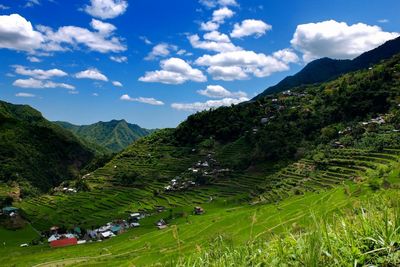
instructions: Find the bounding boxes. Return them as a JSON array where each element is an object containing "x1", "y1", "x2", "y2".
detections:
[{"x1": 0, "y1": 0, "x2": 399, "y2": 128}]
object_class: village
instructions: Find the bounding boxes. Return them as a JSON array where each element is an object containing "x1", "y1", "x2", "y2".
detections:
[{"x1": 1, "y1": 204, "x2": 205, "y2": 248}]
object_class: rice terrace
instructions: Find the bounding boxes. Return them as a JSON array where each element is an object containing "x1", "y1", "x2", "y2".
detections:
[{"x1": 1, "y1": 0, "x2": 400, "y2": 266}]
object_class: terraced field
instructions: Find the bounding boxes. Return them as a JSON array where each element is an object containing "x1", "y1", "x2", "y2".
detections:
[
  {"x1": 255, "y1": 148, "x2": 400, "y2": 203},
  {"x1": 17, "y1": 145, "x2": 400, "y2": 231}
]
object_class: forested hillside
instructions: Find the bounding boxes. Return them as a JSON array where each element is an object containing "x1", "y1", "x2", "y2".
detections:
[
  {"x1": 56, "y1": 120, "x2": 154, "y2": 152},
  {"x1": 0, "y1": 101, "x2": 95, "y2": 195}
]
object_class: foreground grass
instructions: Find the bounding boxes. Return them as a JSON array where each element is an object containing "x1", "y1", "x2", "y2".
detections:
[
  {"x1": 0, "y1": 183, "x2": 393, "y2": 266},
  {"x1": 178, "y1": 191, "x2": 400, "y2": 267}
]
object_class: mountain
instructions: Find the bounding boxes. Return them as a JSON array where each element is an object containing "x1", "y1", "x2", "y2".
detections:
[
  {"x1": 55, "y1": 120, "x2": 154, "y2": 152},
  {"x1": 0, "y1": 101, "x2": 95, "y2": 194},
  {"x1": 254, "y1": 36, "x2": 400, "y2": 99}
]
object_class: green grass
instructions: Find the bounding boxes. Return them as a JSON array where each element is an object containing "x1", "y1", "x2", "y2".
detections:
[{"x1": 0, "y1": 183, "x2": 388, "y2": 266}]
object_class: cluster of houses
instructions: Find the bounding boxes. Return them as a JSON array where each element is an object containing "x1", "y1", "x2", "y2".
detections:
[
  {"x1": 45, "y1": 213, "x2": 143, "y2": 248},
  {"x1": 164, "y1": 154, "x2": 230, "y2": 192}
]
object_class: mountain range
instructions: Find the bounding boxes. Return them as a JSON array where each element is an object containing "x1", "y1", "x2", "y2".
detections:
[{"x1": 55, "y1": 120, "x2": 154, "y2": 153}]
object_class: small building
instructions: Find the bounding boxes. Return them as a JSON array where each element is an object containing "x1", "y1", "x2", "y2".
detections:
[
  {"x1": 111, "y1": 225, "x2": 122, "y2": 234},
  {"x1": 156, "y1": 219, "x2": 167, "y2": 229},
  {"x1": 50, "y1": 237, "x2": 77, "y2": 248},
  {"x1": 2, "y1": 207, "x2": 18, "y2": 216},
  {"x1": 194, "y1": 206, "x2": 205, "y2": 215},
  {"x1": 100, "y1": 231, "x2": 115, "y2": 239}
]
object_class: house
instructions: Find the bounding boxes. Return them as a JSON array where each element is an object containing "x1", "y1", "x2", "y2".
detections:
[
  {"x1": 194, "y1": 206, "x2": 204, "y2": 215},
  {"x1": 50, "y1": 237, "x2": 77, "y2": 248},
  {"x1": 2, "y1": 207, "x2": 18, "y2": 216},
  {"x1": 156, "y1": 219, "x2": 167, "y2": 229},
  {"x1": 100, "y1": 231, "x2": 115, "y2": 239},
  {"x1": 111, "y1": 225, "x2": 122, "y2": 234}
]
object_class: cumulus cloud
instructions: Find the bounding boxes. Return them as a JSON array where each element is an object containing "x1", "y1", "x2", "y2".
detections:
[
  {"x1": 291, "y1": 20, "x2": 399, "y2": 62},
  {"x1": 24, "y1": 0, "x2": 40, "y2": 8},
  {"x1": 110, "y1": 55, "x2": 128, "y2": 63},
  {"x1": 14, "y1": 65, "x2": 67, "y2": 80},
  {"x1": 171, "y1": 97, "x2": 248, "y2": 112},
  {"x1": 75, "y1": 68, "x2": 108, "y2": 81},
  {"x1": 0, "y1": 4, "x2": 10, "y2": 10},
  {"x1": 37, "y1": 19, "x2": 126, "y2": 53},
  {"x1": 139, "y1": 57, "x2": 207, "y2": 84},
  {"x1": 120, "y1": 94, "x2": 164, "y2": 105},
  {"x1": 84, "y1": 0, "x2": 128, "y2": 19},
  {"x1": 230, "y1": 19, "x2": 272, "y2": 38},
  {"x1": 139, "y1": 36, "x2": 152, "y2": 45},
  {"x1": 90, "y1": 19, "x2": 116, "y2": 35},
  {"x1": 0, "y1": 14, "x2": 126, "y2": 54},
  {"x1": 145, "y1": 43, "x2": 178, "y2": 61},
  {"x1": 200, "y1": 7, "x2": 235, "y2": 32},
  {"x1": 15, "y1": 92, "x2": 35, "y2": 97},
  {"x1": 0, "y1": 14, "x2": 44, "y2": 52},
  {"x1": 112, "y1": 81, "x2": 123, "y2": 87},
  {"x1": 195, "y1": 50, "x2": 296, "y2": 80},
  {"x1": 189, "y1": 32, "x2": 241, "y2": 53},
  {"x1": 13, "y1": 78, "x2": 75, "y2": 89},
  {"x1": 197, "y1": 85, "x2": 247, "y2": 98}
]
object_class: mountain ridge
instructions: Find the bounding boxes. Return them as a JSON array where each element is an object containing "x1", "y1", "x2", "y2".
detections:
[
  {"x1": 55, "y1": 120, "x2": 154, "y2": 152},
  {"x1": 254, "y1": 36, "x2": 400, "y2": 99}
]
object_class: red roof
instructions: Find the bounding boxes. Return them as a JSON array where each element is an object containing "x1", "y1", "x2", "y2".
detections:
[{"x1": 50, "y1": 238, "x2": 77, "y2": 248}]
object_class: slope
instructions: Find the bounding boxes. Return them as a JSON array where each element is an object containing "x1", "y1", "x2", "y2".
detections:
[
  {"x1": 0, "y1": 101, "x2": 95, "y2": 194},
  {"x1": 254, "y1": 36, "x2": 400, "y2": 99},
  {"x1": 56, "y1": 120, "x2": 154, "y2": 152}
]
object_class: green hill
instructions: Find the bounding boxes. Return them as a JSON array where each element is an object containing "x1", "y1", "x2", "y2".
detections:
[
  {"x1": 254, "y1": 36, "x2": 400, "y2": 99},
  {"x1": 0, "y1": 101, "x2": 95, "y2": 194},
  {"x1": 55, "y1": 120, "x2": 154, "y2": 152}
]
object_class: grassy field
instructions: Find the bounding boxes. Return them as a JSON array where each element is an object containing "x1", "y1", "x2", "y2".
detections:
[{"x1": 0, "y1": 183, "x2": 381, "y2": 266}]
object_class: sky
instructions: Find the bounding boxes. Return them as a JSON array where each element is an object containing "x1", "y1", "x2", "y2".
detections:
[{"x1": 0, "y1": 0, "x2": 399, "y2": 128}]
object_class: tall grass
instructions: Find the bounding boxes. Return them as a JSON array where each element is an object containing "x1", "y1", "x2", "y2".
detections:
[{"x1": 177, "y1": 192, "x2": 400, "y2": 266}]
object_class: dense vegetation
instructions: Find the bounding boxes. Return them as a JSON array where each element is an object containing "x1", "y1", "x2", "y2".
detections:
[
  {"x1": 255, "y1": 36, "x2": 400, "y2": 98},
  {"x1": 0, "y1": 101, "x2": 95, "y2": 194},
  {"x1": 56, "y1": 120, "x2": 154, "y2": 152}
]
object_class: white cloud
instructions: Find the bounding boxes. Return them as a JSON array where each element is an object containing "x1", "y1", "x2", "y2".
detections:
[
  {"x1": 378, "y1": 19, "x2": 389, "y2": 24},
  {"x1": 200, "y1": 21, "x2": 219, "y2": 31},
  {"x1": 14, "y1": 65, "x2": 68, "y2": 80},
  {"x1": 37, "y1": 19, "x2": 126, "y2": 53},
  {"x1": 0, "y1": 14, "x2": 44, "y2": 52},
  {"x1": 230, "y1": 19, "x2": 272, "y2": 38},
  {"x1": 145, "y1": 43, "x2": 178, "y2": 61},
  {"x1": 75, "y1": 68, "x2": 108, "y2": 81},
  {"x1": 13, "y1": 78, "x2": 75, "y2": 89},
  {"x1": 24, "y1": 0, "x2": 40, "y2": 8},
  {"x1": 206, "y1": 66, "x2": 248, "y2": 81},
  {"x1": 93, "y1": 93, "x2": 99, "y2": 96},
  {"x1": 189, "y1": 32, "x2": 241, "y2": 53},
  {"x1": 272, "y1": 49, "x2": 299, "y2": 64},
  {"x1": 195, "y1": 50, "x2": 294, "y2": 80},
  {"x1": 110, "y1": 55, "x2": 128, "y2": 63},
  {"x1": 139, "y1": 36, "x2": 152, "y2": 45},
  {"x1": 90, "y1": 19, "x2": 116, "y2": 35},
  {"x1": 15, "y1": 92, "x2": 35, "y2": 98},
  {"x1": 112, "y1": 81, "x2": 123, "y2": 87},
  {"x1": 291, "y1": 20, "x2": 400, "y2": 62},
  {"x1": 212, "y1": 7, "x2": 234, "y2": 23},
  {"x1": 171, "y1": 97, "x2": 248, "y2": 112},
  {"x1": 27, "y1": 56, "x2": 41, "y2": 62},
  {"x1": 139, "y1": 57, "x2": 207, "y2": 84},
  {"x1": 199, "y1": 0, "x2": 238, "y2": 8},
  {"x1": 197, "y1": 85, "x2": 247, "y2": 98},
  {"x1": 84, "y1": 0, "x2": 128, "y2": 19},
  {"x1": 120, "y1": 94, "x2": 164, "y2": 105}
]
